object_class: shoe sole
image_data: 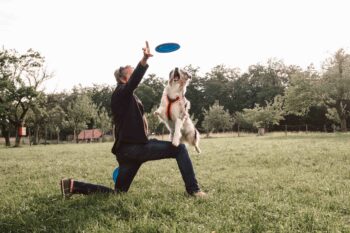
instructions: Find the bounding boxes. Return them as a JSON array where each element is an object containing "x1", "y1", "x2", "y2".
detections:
[{"x1": 60, "y1": 178, "x2": 73, "y2": 198}]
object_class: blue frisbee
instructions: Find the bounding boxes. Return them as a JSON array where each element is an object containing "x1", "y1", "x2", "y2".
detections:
[
  {"x1": 155, "y1": 42, "x2": 180, "y2": 53},
  {"x1": 112, "y1": 167, "x2": 119, "y2": 183}
]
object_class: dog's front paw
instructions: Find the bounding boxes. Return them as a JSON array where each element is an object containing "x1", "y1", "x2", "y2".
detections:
[{"x1": 172, "y1": 138, "x2": 180, "y2": 147}]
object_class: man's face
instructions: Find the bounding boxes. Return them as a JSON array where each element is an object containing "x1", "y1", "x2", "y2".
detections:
[{"x1": 123, "y1": 66, "x2": 134, "y2": 82}]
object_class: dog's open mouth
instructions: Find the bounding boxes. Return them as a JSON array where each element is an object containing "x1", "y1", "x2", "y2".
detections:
[{"x1": 173, "y1": 69, "x2": 180, "y2": 81}]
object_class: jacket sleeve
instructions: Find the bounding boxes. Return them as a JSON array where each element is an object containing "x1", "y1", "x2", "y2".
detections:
[{"x1": 123, "y1": 62, "x2": 149, "y2": 94}]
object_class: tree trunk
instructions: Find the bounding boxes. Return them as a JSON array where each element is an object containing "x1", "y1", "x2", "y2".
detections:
[
  {"x1": 15, "y1": 134, "x2": 21, "y2": 147},
  {"x1": 15, "y1": 137, "x2": 22, "y2": 147},
  {"x1": 74, "y1": 129, "x2": 78, "y2": 143},
  {"x1": 14, "y1": 122, "x2": 23, "y2": 147},
  {"x1": 335, "y1": 101, "x2": 348, "y2": 132},
  {"x1": 44, "y1": 125, "x2": 47, "y2": 145},
  {"x1": 237, "y1": 124, "x2": 240, "y2": 137},
  {"x1": 258, "y1": 128, "x2": 265, "y2": 136},
  {"x1": 28, "y1": 127, "x2": 32, "y2": 146},
  {"x1": 340, "y1": 117, "x2": 347, "y2": 132},
  {"x1": 336, "y1": 103, "x2": 348, "y2": 132},
  {"x1": 285, "y1": 125, "x2": 288, "y2": 136},
  {"x1": 33, "y1": 125, "x2": 40, "y2": 145},
  {"x1": 1, "y1": 124, "x2": 11, "y2": 146},
  {"x1": 206, "y1": 130, "x2": 210, "y2": 138},
  {"x1": 5, "y1": 131, "x2": 11, "y2": 146},
  {"x1": 56, "y1": 130, "x2": 60, "y2": 144}
]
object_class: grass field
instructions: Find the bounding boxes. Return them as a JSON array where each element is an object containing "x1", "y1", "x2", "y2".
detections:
[{"x1": 1, "y1": 133, "x2": 350, "y2": 232}]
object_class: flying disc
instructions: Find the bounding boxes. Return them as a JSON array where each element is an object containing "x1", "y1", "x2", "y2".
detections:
[
  {"x1": 112, "y1": 167, "x2": 119, "y2": 183},
  {"x1": 155, "y1": 42, "x2": 180, "y2": 53}
]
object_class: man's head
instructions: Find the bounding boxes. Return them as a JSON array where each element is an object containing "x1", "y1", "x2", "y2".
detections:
[{"x1": 114, "y1": 65, "x2": 134, "y2": 84}]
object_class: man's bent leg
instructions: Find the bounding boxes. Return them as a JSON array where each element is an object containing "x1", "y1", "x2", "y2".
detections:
[
  {"x1": 117, "y1": 140, "x2": 200, "y2": 194},
  {"x1": 174, "y1": 144, "x2": 200, "y2": 194},
  {"x1": 115, "y1": 162, "x2": 142, "y2": 193}
]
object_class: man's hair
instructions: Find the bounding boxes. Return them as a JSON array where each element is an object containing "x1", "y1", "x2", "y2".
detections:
[{"x1": 114, "y1": 65, "x2": 131, "y2": 83}]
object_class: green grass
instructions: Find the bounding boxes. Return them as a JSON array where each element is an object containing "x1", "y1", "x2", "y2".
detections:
[{"x1": 1, "y1": 133, "x2": 350, "y2": 232}]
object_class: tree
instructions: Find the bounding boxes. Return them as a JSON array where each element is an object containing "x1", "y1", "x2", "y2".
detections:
[
  {"x1": 135, "y1": 74, "x2": 165, "y2": 113},
  {"x1": 284, "y1": 67, "x2": 320, "y2": 117},
  {"x1": 201, "y1": 101, "x2": 233, "y2": 137},
  {"x1": 321, "y1": 49, "x2": 350, "y2": 131},
  {"x1": 86, "y1": 84, "x2": 114, "y2": 117},
  {"x1": 242, "y1": 96, "x2": 285, "y2": 135},
  {"x1": 44, "y1": 92, "x2": 70, "y2": 142},
  {"x1": 26, "y1": 93, "x2": 49, "y2": 145},
  {"x1": 233, "y1": 111, "x2": 250, "y2": 136},
  {"x1": 231, "y1": 73, "x2": 256, "y2": 111},
  {"x1": 0, "y1": 48, "x2": 51, "y2": 146},
  {"x1": 231, "y1": 59, "x2": 300, "y2": 114},
  {"x1": 145, "y1": 106, "x2": 162, "y2": 135},
  {"x1": 64, "y1": 94, "x2": 97, "y2": 143},
  {"x1": 202, "y1": 65, "x2": 238, "y2": 113},
  {"x1": 95, "y1": 107, "x2": 112, "y2": 135},
  {"x1": 325, "y1": 108, "x2": 341, "y2": 125},
  {"x1": 184, "y1": 65, "x2": 206, "y2": 125},
  {"x1": 245, "y1": 59, "x2": 292, "y2": 106},
  {"x1": 47, "y1": 105, "x2": 66, "y2": 144},
  {"x1": 0, "y1": 49, "x2": 13, "y2": 146}
]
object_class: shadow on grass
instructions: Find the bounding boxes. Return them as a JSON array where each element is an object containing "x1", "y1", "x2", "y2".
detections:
[{"x1": 0, "y1": 193, "x2": 132, "y2": 233}]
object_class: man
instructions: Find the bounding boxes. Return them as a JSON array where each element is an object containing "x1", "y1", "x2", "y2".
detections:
[{"x1": 60, "y1": 41, "x2": 206, "y2": 198}]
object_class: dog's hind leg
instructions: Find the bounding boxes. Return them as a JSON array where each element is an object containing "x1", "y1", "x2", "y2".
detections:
[
  {"x1": 195, "y1": 145, "x2": 201, "y2": 154},
  {"x1": 194, "y1": 129, "x2": 201, "y2": 154},
  {"x1": 172, "y1": 118, "x2": 183, "y2": 147},
  {"x1": 169, "y1": 131, "x2": 174, "y2": 142}
]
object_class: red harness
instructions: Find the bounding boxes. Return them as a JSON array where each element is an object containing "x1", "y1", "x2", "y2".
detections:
[{"x1": 166, "y1": 95, "x2": 180, "y2": 121}]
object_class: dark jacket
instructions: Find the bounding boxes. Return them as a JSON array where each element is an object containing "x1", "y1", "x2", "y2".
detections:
[{"x1": 111, "y1": 62, "x2": 149, "y2": 155}]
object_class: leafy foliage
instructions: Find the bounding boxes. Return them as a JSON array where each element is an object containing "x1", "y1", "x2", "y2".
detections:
[
  {"x1": 0, "y1": 48, "x2": 51, "y2": 146},
  {"x1": 202, "y1": 101, "x2": 233, "y2": 136},
  {"x1": 284, "y1": 68, "x2": 320, "y2": 116},
  {"x1": 64, "y1": 94, "x2": 97, "y2": 142},
  {"x1": 321, "y1": 49, "x2": 350, "y2": 131},
  {"x1": 242, "y1": 96, "x2": 285, "y2": 129}
]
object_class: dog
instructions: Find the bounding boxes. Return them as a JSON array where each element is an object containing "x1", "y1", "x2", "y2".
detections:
[{"x1": 154, "y1": 67, "x2": 201, "y2": 153}]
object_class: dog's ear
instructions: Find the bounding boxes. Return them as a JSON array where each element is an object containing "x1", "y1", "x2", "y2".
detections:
[
  {"x1": 187, "y1": 72, "x2": 192, "y2": 79},
  {"x1": 183, "y1": 70, "x2": 192, "y2": 79},
  {"x1": 169, "y1": 70, "x2": 173, "y2": 85}
]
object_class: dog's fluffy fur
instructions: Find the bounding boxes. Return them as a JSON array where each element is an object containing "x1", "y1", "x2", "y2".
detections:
[{"x1": 154, "y1": 68, "x2": 201, "y2": 153}]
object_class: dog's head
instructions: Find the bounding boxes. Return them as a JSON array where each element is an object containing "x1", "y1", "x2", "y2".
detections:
[{"x1": 168, "y1": 67, "x2": 192, "y2": 87}]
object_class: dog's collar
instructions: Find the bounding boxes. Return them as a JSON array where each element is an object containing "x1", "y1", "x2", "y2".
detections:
[
  {"x1": 166, "y1": 95, "x2": 180, "y2": 103},
  {"x1": 166, "y1": 95, "x2": 182, "y2": 121}
]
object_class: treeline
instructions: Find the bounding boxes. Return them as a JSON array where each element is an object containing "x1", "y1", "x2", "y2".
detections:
[{"x1": 1, "y1": 48, "x2": 350, "y2": 146}]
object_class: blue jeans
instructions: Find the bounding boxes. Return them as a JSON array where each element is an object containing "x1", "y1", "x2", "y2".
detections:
[{"x1": 115, "y1": 139, "x2": 200, "y2": 194}]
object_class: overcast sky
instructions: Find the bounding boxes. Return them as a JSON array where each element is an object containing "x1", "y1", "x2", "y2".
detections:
[{"x1": 1, "y1": 0, "x2": 349, "y2": 92}]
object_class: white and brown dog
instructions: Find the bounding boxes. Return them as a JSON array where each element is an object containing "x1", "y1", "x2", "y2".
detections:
[{"x1": 154, "y1": 67, "x2": 201, "y2": 153}]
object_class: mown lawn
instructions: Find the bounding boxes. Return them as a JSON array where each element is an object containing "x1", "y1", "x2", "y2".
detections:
[{"x1": 1, "y1": 133, "x2": 350, "y2": 232}]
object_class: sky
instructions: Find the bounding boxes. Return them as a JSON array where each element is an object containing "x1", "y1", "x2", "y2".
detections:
[{"x1": 1, "y1": 0, "x2": 350, "y2": 93}]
